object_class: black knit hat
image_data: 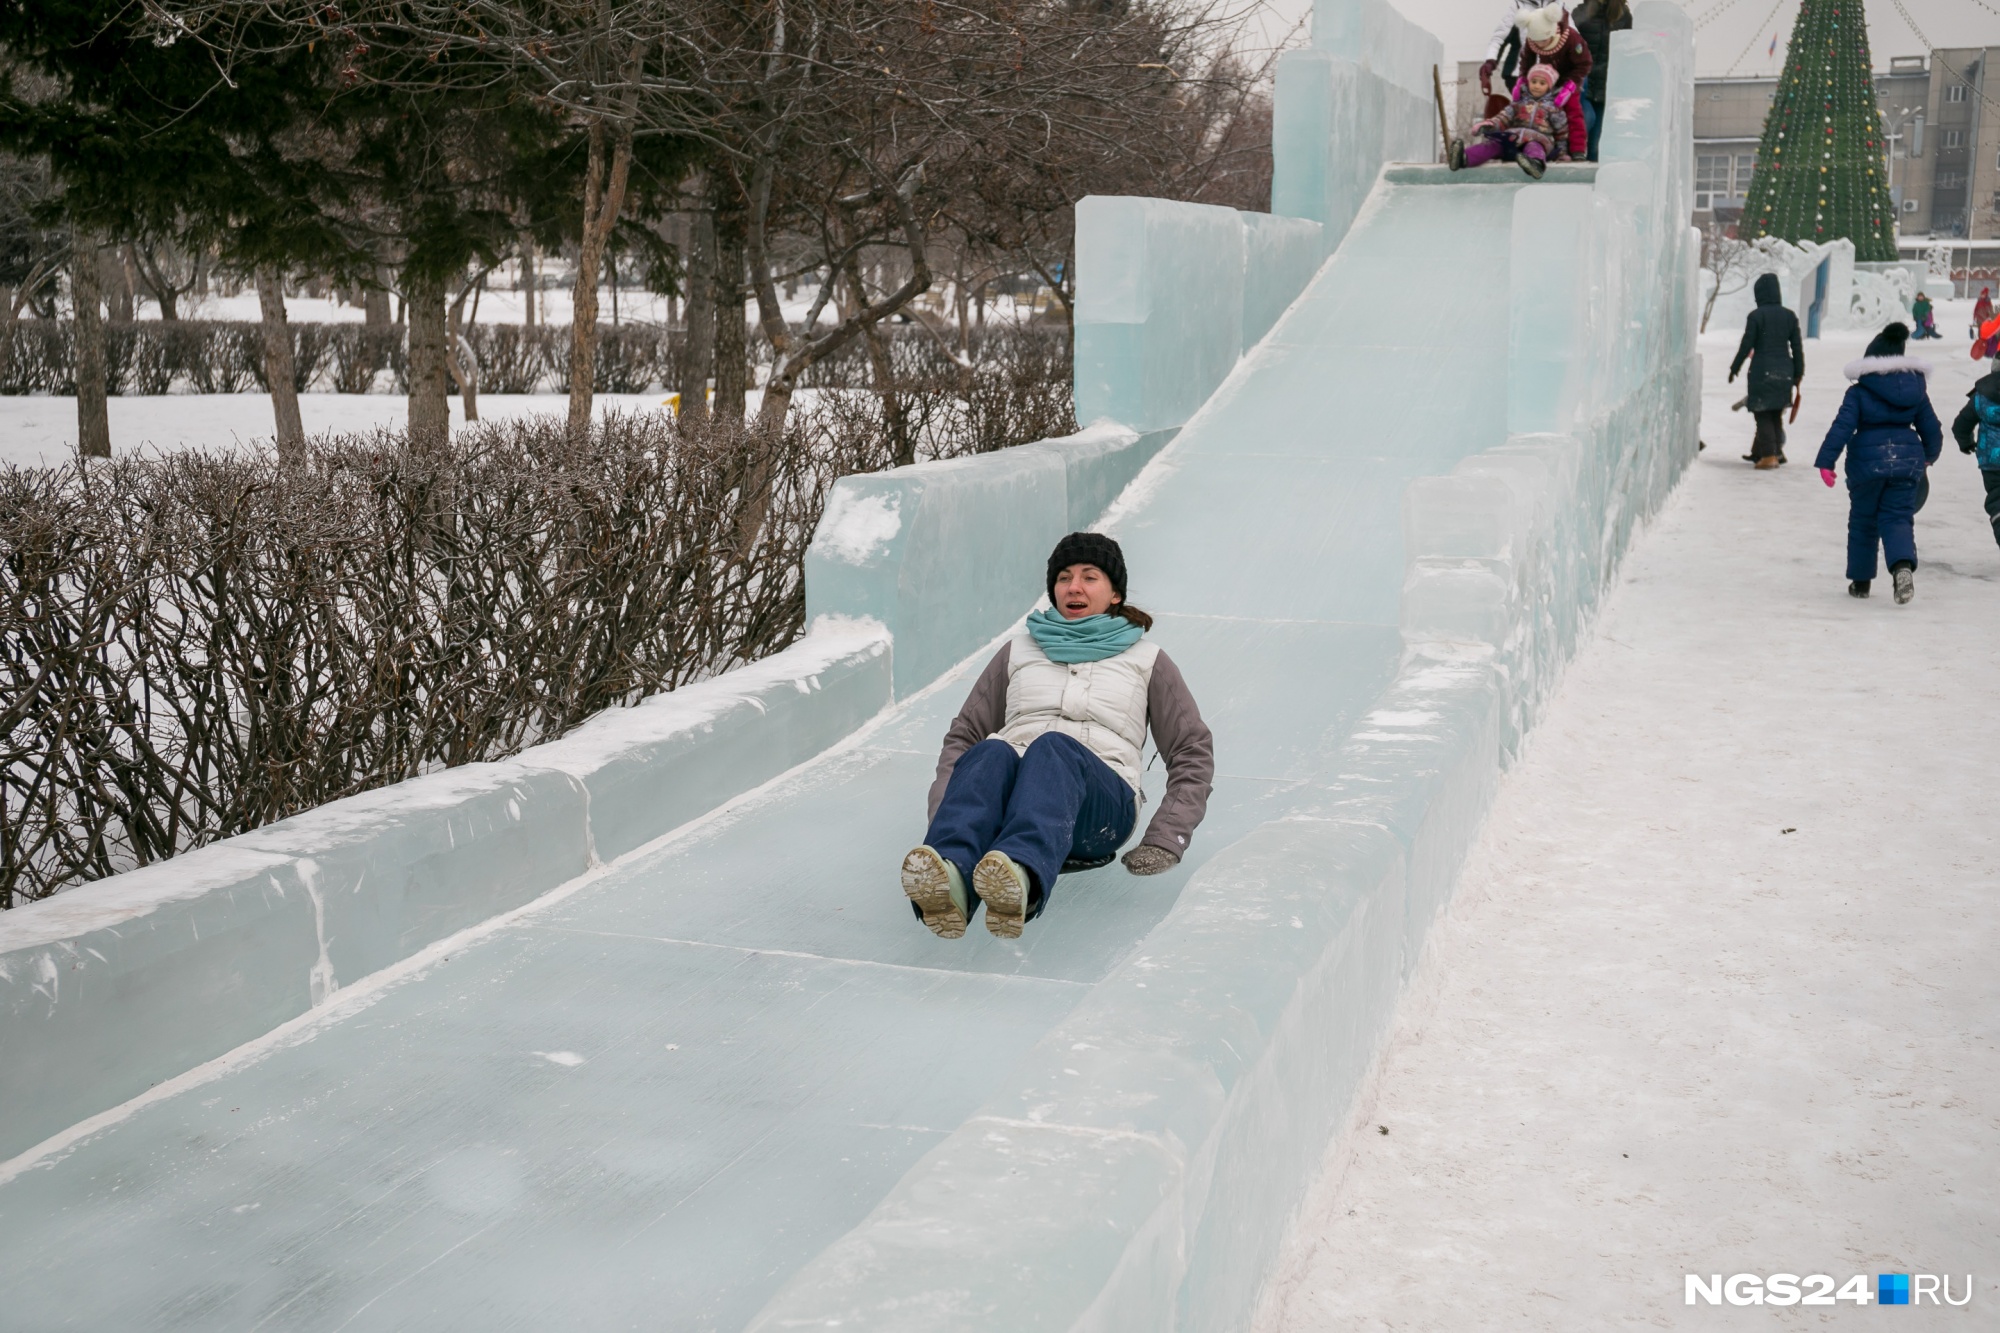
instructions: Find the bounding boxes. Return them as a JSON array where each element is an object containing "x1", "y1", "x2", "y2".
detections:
[
  {"x1": 1046, "y1": 531, "x2": 1126, "y2": 606},
  {"x1": 1864, "y1": 322, "x2": 1909, "y2": 358}
]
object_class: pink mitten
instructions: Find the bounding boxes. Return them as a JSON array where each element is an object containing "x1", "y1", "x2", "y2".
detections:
[{"x1": 1819, "y1": 468, "x2": 1837, "y2": 487}]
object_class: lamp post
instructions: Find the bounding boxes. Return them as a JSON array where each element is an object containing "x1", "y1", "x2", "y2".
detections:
[{"x1": 1882, "y1": 105, "x2": 1924, "y2": 234}]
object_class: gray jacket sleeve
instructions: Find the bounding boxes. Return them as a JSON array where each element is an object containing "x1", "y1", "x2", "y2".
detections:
[
  {"x1": 926, "y1": 645, "x2": 1012, "y2": 821},
  {"x1": 1139, "y1": 651, "x2": 1215, "y2": 857}
]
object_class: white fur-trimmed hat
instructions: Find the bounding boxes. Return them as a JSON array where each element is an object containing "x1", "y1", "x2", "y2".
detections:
[{"x1": 1516, "y1": 1, "x2": 1565, "y2": 46}]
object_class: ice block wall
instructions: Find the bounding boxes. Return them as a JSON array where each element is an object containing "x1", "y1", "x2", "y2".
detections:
[
  {"x1": 1071, "y1": 200, "x2": 1323, "y2": 434},
  {"x1": 1271, "y1": 0, "x2": 1443, "y2": 252},
  {"x1": 1073, "y1": 0, "x2": 1436, "y2": 439},
  {"x1": 803, "y1": 423, "x2": 1178, "y2": 697}
]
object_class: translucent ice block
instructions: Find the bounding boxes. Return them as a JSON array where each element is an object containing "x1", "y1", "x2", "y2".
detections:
[{"x1": 1271, "y1": 0, "x2": 1441, "y2": 252}]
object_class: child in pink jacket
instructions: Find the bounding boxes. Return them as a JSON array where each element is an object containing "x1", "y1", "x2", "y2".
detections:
[{"x1": 1452, "y1": 63, "x2": 1569, "y2": 179}]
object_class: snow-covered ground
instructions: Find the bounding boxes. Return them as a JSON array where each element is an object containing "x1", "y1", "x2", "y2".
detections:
[
  {"x1": 117, "y1": 283, "x2": 1048, "y2": 329},
  {"x1": 0, "y1": 393, "x2": 681, "y2": 469},
  {"x1": 0, "y1": 386, "x2": 892, "y2": 469},
  {"x1": 1256, "y1": 316, "x2": 1999, "y2": 1326},
  {"x1": 3, "y1": 279, "x2": 1051, "y2": 468}
]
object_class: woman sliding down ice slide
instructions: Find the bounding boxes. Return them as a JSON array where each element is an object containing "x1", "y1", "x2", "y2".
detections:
[{"x1": 901, "y1": 532, "x2": 1214, "y2": 940}]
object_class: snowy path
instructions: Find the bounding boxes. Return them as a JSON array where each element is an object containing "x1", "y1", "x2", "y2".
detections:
[{"x1": 1256, "y1": 326, "x2": 2000, "y2": 1328}]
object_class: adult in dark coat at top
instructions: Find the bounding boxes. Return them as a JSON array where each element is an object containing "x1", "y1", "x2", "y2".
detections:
[
  {"x1": 1569, "y1": 0, "x2": 1631, "y2": 160},
  {"x1": 1814, "y1": 322, "x2": 1942, "y2": 604},
  {"x1": 1729, "y1": 273, "x2": 1803, "y2": 468}
]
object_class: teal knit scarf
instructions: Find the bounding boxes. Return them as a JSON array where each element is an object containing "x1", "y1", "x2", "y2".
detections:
[{"x1": 1025, "y1": 608, "x2": 1144, "y2": 663}]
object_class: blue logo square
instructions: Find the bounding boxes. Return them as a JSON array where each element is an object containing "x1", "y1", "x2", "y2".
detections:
[{"x1": 1879, "y1": 1274, "x2": 1910, "y2": 1305}]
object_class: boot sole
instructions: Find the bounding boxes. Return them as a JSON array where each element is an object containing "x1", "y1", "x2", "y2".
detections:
[
  {"x1": 974, "y1": 852, "x2": 1028, "y2": 939},
  {"x1": 902, "y1": 847, "x2": 968, "y2": 939}
]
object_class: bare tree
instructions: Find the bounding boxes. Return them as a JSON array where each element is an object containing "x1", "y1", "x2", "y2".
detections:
[
  {"x1": 166, "y1": 0, "x2": 690, "y2": 435},
  {"x1": 254, "y1": 266, "x2": 306, "y2": 463},
  {"x1": 939, "y1": 12, "x2": 1276, "y2": 328},
  {"x1": 69, "y1": 228, "x2": 111, "y2": 459},
  {"x1": 1700, "y1": 222, "x2": 1754, "y2": 333},
  {"x1": 147, "y1": 0, "x2": 1266, "y2": 465},
  {"x1": 130, "y1": 237, "x2": 204, "y2": 320}
]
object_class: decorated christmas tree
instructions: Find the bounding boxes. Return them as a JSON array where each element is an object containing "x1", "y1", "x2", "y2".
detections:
[{"x1": 1738, "y1": 0, "x2": 1898, "y2": 260}]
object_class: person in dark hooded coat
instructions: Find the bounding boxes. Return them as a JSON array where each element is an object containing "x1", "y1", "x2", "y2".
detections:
[
  {"x1": 1814, "y1": 322, "x2": 1942, "y2": 603},
  {"x1": 1729, "y1": 273, "x2": 1803, "y2": 468}
]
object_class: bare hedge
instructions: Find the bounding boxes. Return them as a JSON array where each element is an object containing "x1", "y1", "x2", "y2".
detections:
[{"x1": 0, "y1": 416, "x2": 805, "y2": 905}]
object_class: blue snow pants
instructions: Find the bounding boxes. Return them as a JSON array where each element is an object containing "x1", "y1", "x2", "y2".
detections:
[
  {"x1": 1845, "y1": 475, "x2": 1922, "y2": 580},
  {"x1": 925, "y1": 734, "x2": 1135, "y2": 920}
]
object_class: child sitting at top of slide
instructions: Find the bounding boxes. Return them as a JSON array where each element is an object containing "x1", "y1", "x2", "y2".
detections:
[{"x1": 1450, "y1": 63, "x2": 1569, "y2": 179}]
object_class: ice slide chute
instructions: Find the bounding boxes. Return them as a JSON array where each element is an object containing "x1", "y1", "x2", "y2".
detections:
[{"x1": 0, "y1": 1, "x2": 1697, "y2": 1328}]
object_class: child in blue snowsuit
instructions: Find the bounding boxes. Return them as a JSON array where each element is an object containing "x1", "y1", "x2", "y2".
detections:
[
  {"x1": 1950, "y1": 363, "x2": 2000, "y2": 549},
  {"x1": 1814, "y1": 322, "x2": 1942, "y2": 603}
]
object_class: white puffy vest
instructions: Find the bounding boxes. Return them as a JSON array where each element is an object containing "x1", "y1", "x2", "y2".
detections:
[{"x1": 996, "y1": 633, "x2": 1159, "y2": 798}]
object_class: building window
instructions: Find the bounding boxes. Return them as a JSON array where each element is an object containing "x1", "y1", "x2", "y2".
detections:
[
  {"x1": 1735, "y1": 155, "x2": 1754, "y2": 193},
  {"x1": 1942, "y1": 129, "x2": 1964, "y2": 148},
  {"x1": 1938, "y1": 171, "x2": 1968, "y2": 189},
  {"x1": 1946, "y1": 84, "x2": 1968, "y2": 103},
  {"x1": 1696, "y1": 154, "x2": 1731, "y2": 209}
]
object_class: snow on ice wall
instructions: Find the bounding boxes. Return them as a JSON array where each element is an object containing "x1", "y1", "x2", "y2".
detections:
[
  {"x1": 804, "y1": 423, "x2": 1178, "y2": 698},
  {"x1": 0, "y1": 624, "x2": 892, "y2": 1163},
  {"x1": 750, "y1": 9, "x2": 1697, "y2": 1332}
]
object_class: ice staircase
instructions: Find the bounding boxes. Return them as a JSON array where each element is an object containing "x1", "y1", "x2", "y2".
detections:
[{"x1": 0, "y1": 3, "x2": 1698, "y2": 1329}]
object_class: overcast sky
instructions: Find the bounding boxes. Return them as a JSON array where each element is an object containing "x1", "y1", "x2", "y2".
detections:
[{"x1": 1244, "y1": 0, "x2": 1997, "y2": 79}]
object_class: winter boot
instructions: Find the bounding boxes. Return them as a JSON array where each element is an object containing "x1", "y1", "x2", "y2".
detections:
[
  {"x1": 1519, "y1": 150, "x2": 1547, "y2": 180},
  {"x1": 1891, "y1": 563, "x2": 1915, "y2": 604},
  {"x1": 902, "y1": 846, "x2": 970, "y2": 939},
  {"x1": 1448, "y1": 139, "x2": 1467, "y2": 171},
  {"x1": 973, "y1": 850, "x2": 1033, "y2": 940},
  {"x1": 1848, "y1": 580, "x2": 1870, "y2": 598}
]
